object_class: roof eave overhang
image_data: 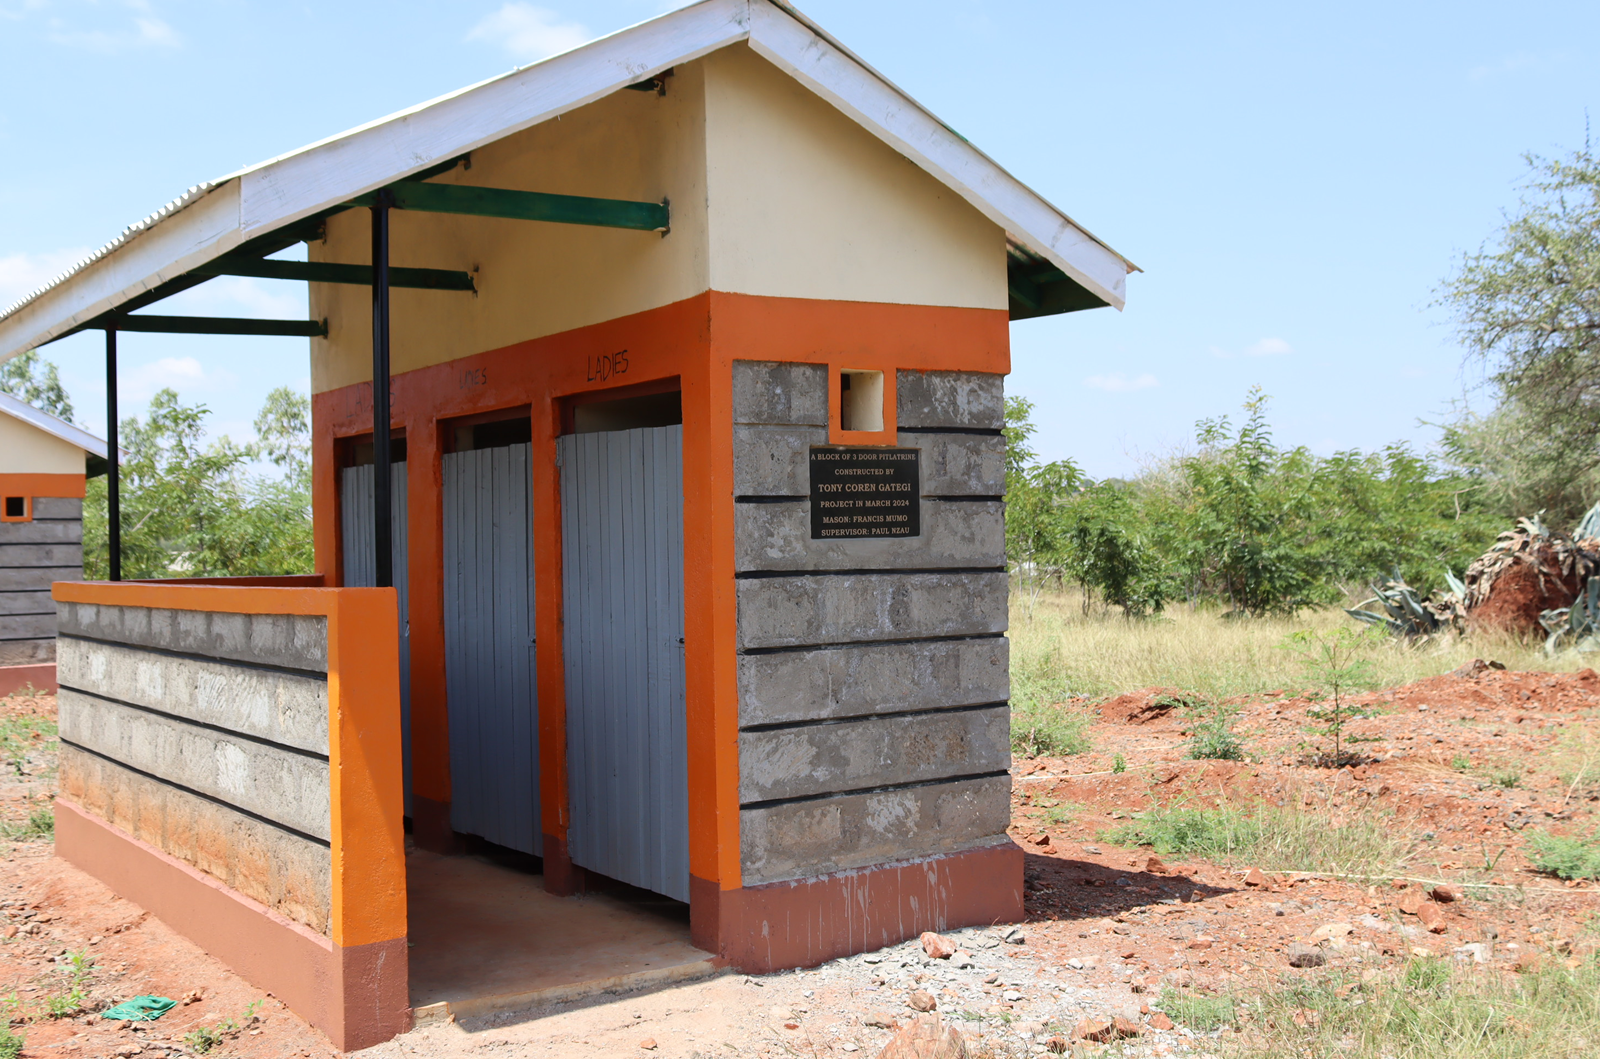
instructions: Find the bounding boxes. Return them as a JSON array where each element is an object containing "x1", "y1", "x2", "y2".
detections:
[{"x1": 0, "y1": 0, "x2": 1133, "y2": 359}]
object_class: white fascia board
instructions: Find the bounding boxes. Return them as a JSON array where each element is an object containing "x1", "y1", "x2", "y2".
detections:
[
  {"x1": 0, "y1": 391, "x2": 109, "y2": 458},
  {"x1": 747, "y1": 2, "x2": 1131, "y2": 310},
  {"x1": 0, "y1": 181, "x2": 244, "y2": 359},
  {"x1": 237, "y1": 0, "x2": 751, "y2": 232}
]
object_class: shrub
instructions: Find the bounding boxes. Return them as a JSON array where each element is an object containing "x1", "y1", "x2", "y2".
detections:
[
  {"x1": 1185, "y1": 701, "x2": 1249, "y2": 761},
  {"x1": 1526, "y1": 828, "x2": 1600, "y2": 880}
]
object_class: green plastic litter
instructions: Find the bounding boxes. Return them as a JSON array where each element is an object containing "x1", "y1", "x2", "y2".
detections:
[{"x1": 100, "y1": 996, "x2": 176, "y2": 1021}]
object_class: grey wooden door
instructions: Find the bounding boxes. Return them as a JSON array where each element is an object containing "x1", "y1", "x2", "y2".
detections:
[
  {"x1": 442, "y1": 442, "x2": 541, "y2": 855},
  {"x1": 558, "y1": 425, "x2": 688, "y2": 901},
  {"x1": 339, "y1": 462, "x2": 411, "y2": 812}
]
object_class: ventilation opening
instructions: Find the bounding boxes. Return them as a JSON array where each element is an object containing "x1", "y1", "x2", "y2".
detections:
[
  {"x1": 3, "y1": 496, "x2": 25, "y2": 519},
  {"x1": 840, "y1": 370, "x2": 884, "y2": 432},
  {"x1": 573, "y1": 391, "x2": 682, "y2": 434},
  {"x1": 344, "y1": 435, "x2": 408, "y2": 467},
  {"x1": 453, "y1": 415, "x2": 533, "y2": 452}
]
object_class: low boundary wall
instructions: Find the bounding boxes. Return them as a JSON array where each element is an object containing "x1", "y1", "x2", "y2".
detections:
[{"x1": 50, "y1": 580, "x2": 408, "y2": 1051}]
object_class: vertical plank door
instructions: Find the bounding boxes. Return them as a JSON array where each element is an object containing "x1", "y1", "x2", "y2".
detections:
[
  {"x1": 442, "y1": 442, "x2": 540, "y2": 854},
  {"x1": 558, "y1": 425, "x2": 688, "y2": 901}
]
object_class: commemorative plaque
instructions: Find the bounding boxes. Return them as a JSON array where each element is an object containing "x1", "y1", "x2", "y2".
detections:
[{"x1": 809, "y1": 446, "x2": 921, "y2": 539}]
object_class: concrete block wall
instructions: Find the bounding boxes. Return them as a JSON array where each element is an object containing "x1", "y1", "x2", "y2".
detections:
[
  {"x1": 732, "y1": 362, "x2": 1011, "y2": 885},
  {"x1": 0, "y1": 497, "x2": 83, "y2": 666},
  {"x1": 55, "y1": 602, "x2": 333, "y2": 933}
]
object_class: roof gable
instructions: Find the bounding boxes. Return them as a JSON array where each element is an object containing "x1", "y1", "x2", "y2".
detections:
[{"x1": 0, "y1": 391, "x2": 108, "y2": 458}]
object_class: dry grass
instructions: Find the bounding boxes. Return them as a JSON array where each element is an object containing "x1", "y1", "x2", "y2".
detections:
[
  {"x1": 1218, "y1": 958, "x2": 1600, "y2": 1059},
  {"x1": 1010, "y1": 587, "x2": 1587, "y2": 701}
]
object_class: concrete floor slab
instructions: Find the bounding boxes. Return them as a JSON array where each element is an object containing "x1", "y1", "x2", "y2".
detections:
[{"x1": 406, "y1": 848, "x2": 717, "y2": 1021}]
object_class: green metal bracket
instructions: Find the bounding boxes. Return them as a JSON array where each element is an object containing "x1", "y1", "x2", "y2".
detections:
[
  {"x1": 350, "y1": 182, "x2": 669, "y2": 232},
  {"x1": 193, "y1": 257, "x2": 475, "y2": 291},
  {"x1": 97, "y1": 315, "x2": 328, "y2": 338}
]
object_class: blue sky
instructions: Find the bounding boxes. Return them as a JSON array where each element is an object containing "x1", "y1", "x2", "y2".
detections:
[{"x1": 2, "y1": 0, "x2": 1596, "y2": 475}]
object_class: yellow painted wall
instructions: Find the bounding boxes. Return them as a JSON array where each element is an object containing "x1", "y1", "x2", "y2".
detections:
[
  {"x1": 309, "y1": 45, "x2": 1008, "y2": 393},
  {"x1": 0, "y1": 414, "x2": 86, "y2": 474},
  {"x1": 310, "y1": 63, "x2": 711, "y2": 394},
  {"x1": 702, "y1": 45, "x2": 1007, "y2": 311}
]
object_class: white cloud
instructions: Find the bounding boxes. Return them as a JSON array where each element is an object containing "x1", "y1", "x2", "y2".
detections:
[
  {"x1": 0, "y1": 247, "x2": 92, "y2": 310},
  {"x1": 1469, "y1": 51, "x2": 1554, "y2": 81},
  {"x1": 1244, "y1": 337, "x2": 1292, "y2": 357},
  {"x1": 1212, "y1": 337, "x2": 1293, "y2": 359},
  {"x1": 164, "y1": 275, "x2": 307, "y2": 320},
  {"x1": 125, "y1": 356, "x2": 236, "y2": 402},
  {"x1": 44, "y1": 1, "x2": 180, "y2": 53},
  {"x1": 466, "y1": 3, "x2": 589, "y2": 63},
  {"x1": 1084, "y1": 372, "x2": 1159, "y2": 393}
]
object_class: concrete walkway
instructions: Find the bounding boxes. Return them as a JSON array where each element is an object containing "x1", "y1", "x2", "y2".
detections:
[{"x1": 405, "y1": 847, "x2": 717, "y2": 1022}]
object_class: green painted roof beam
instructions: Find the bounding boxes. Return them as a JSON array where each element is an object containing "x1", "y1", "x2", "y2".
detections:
[
  {"x1": 96, "y1": 315, "x2": 328, "y2": 338},
  {"x1": 351, "y1": 182, "x2": 670, "y2": 232},
  {"x1": 193, "y1": 256, "x2": 475, "y2": 291}
]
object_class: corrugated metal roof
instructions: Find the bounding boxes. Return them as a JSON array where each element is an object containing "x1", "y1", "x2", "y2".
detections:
[
  {"x1": 0, "y1": 178, "x2": 232, "y2": 322},
  {"x1": 0, "y1": 0, "x2": 1136, "y2": 355}
]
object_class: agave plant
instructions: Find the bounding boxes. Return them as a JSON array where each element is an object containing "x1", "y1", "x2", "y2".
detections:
[
  {"x1": 1541, "y1": 575, "x2": 1600, "y2": 654},
  {"x1": 1347, "y1": 571, "x2": 1465, "y2": 639}
]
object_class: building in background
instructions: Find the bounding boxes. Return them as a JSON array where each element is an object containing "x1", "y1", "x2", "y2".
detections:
[{"x1": 0, "y1": 391, "x2": 105, "y2": 696}]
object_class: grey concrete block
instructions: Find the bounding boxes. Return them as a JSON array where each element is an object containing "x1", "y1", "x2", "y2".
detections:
[
  {"x1": 897, "y1": 371, "x2": 1004, "y2": 430},
  {"x1": 0, "y1": 640, "x2": 52, "y2": 665},
  {"x1": 740, "y1": 774, "x2": 1012, "y2": 885},
  {"x1": 740, "y1": 705, "x2": 1010, "y2": 803},
  {"x1": 900, "y1": 432, "x2": 1005, "y2": 496},
  {"x1": 733, "y1": 424, "x2": 828, "y2": 496},
  {"x1": 733, "y1": 361, "x2": 829, "y2": 426},
  {"x1": 0, "y1": 566, "x2": 79, "y2": 591},
  {"x1": 738, "y1": 637, "x2": 1008, "y2": 727},
  {"x1": 735, "y1": 500, "x2": 1003, "y2": 572},
  {"x1": 56, "y1": 603, "x2": 328, "y2": 674},
  {"x1": 58, "y1": 689, "x2": 330, "y2": 841},
  {"x1": 31, "y1": 498, "x2": 82, "y2": 520},
  {"x1": 61, "y1": 746, "x2": 331, "y2": 934},
  {"x1": 57, "y1": 637, "x2": 328, "y2": 755},
  {"x1": 0, "y1": 519, "x2": 82, "y2": 544},
  {"x1": 0, "y1": 613, "x2": 55, "y2": 640},
  {"x1": 736, "y1": 571, "x2": 1008, "y2": 649},
  {"x1": 0, "y1": 543, "x2": 84, "y2": 567},
  {"x1": 0, "y1": 590, "x2": 53, "y2": 616}
]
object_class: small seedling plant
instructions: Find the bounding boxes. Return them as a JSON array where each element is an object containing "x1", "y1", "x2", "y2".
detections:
[{"x1": 1285, "y1": 627, "x2": 1382, "y2": 768}]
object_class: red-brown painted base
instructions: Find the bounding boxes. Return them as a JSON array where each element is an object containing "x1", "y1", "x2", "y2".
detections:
[
  {"x1": 409, "y1": 795, "x2": 459, "y2": 854},
  {"x1": 693, "y1": 842, "x2": 1024, "y2": 972},
  {"x1": 55, "y1": 799, "x2": 411, "y2": 1052},
  {"x1": 0, "y1": 662, "x2": 56, "y2": 697},
  {"x1": 541, "y1": 833, "x2": 589, "y2": 896}
]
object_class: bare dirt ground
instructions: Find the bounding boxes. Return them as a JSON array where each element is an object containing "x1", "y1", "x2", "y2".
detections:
[{"x1": 3, "y1": 664, "x2": 1598, "y2": 1058}]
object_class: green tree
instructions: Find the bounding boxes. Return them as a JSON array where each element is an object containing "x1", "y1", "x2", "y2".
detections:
[
  {"x1": 83, "y1": 387, "x2": 313, "y2": 579},
  {"x1": 1439, "y1": 145, "x2": 1600, "y2": 524},
  {"x1": 0, "y1": 350, "x2": 73, "y2": 420}
]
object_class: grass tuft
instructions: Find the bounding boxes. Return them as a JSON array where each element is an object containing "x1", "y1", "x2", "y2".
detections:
[
  {"x1": 1010, "y1": 648, "x2": 1093, "y2": 757},
  {"x1": 1160, "y1": 987, "x2": 1236, "y2": 1031},
  {"x1": 1102, "y1": 801, "x2": 1411, "y2": 877},
  {"x1": 1526, "y1": 828, "x2": 1600, "y2": 880}
]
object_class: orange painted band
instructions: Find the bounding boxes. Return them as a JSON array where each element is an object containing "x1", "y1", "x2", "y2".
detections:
[{"x1": 0, "y1": 472, "x2": 86, "y2": 499}]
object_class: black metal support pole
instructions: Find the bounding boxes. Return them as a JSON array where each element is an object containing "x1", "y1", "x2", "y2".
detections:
[
  {"x1": 105, "y1": 326, "x2": 121, "y2": 582},
  {"x1": 371, "y1": 190, "x2": 394, "y2": 589}
]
